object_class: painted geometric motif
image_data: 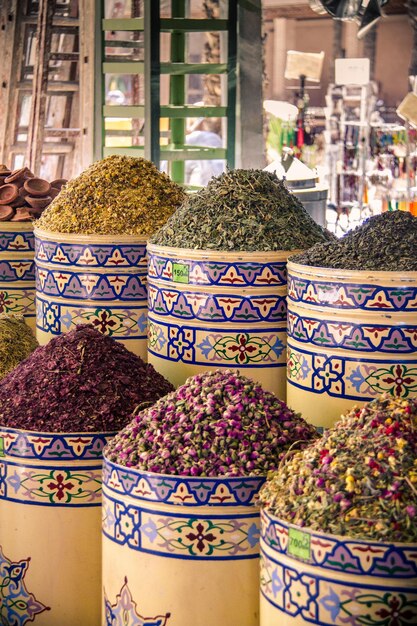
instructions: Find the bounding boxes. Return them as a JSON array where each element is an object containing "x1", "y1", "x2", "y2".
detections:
[
  {"x1": 147, "y1": 252, "x2": 288, "y2": 287},
  {"x1": 36, "y1": 268, "x2": 147, "y2": 301},
  {"x1": 287, "y1": 345, "x2": 417, "y2": 400},
  {"x1": 148, "y1": 317, "x2": 286, "y2": 367},
  {"x1": 0, "y1": 231, "x2": 34, "y2": 252},
  {"x1": 147, "y1": 284, "x2": 287, "y2": 323},
  {"x1": 104, "y1": 577, "x2": 170, "y2": 626},
  {"x1": 0, "y1": 260, "x2": 34, "y2": 281},
  {"x1": 261, "y1": 511, "x2": 417, "y2": 578},
  {"x1": 0, "y1": 546, "x2": 49, "y2": 625},
  {"x1": 102, "y1": 495, "x2": 260, "y2": 559},
  {"x1": 0, "y1": 288, "x2": 35, "y2": 317},
  {"x1": 103, "y1": 460, "x2": 265, "y2": 506},
  {"x1": 287, "y1": 275, "x2": 417, "y2": 311},
  {"x1": 35, "y1": 239, "x2": 147, "y2": 268},
  {"x1": 3, "y1": 465, "x2": 103, "y2": 505},
  {"x1": 36, "y1": 296, "x2": 147, "y2": 339},
  {"x1": 288, "y1": 312, "x2": 417, "y2": 353},
  {"x1": 261, "y1": 550, "x2": 417, "y2": 625},
  {"x1": 1, "y1": 430, "x2": 112, "y2": 460}
]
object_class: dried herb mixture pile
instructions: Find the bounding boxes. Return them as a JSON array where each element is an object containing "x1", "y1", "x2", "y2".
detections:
[
  {"x1": 292, "y1": 211, "x2": 417, "y2": 271},
  {"x1": 0, "y1": 314, "x2": 38, "y2": 380},
  {"x1": 36, "y1": 155, "x2": 185, "y2": 236},
  {"x1": 105, "y1": 369, "x2": 318, "y2": 477},
  {"x1": 259, "y1": 394, "x2": 417, "y2": 542},
  {"x1": 151, "y1": 169, "x2": 334, "y2": 251},
  {"x1": 0, "y1": 325, "x2": 173, "y2": 432}
]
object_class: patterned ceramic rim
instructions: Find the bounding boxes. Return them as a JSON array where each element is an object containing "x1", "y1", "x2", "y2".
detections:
[
  {"x1": 148, "y1": 285, "x2": 287, "y2": 323},
  {"x1": 0, "y1": 229, "x2": 34, "y2": 254},
  {"x1": 261, "y1": 508, "x2": 417, "y2": 578},
  {"x1": 103, "y1": 457, "x2": 265, "y2": 507},
  {"x1": 287, "y1": 343, "x2": 417, "y2": 401},
  {"x1": 0, "y1": 427, "x2": 115, "y2": 460},
  {"x1": 148, "y1": 243, "x2": 302, "y2": 263},
  {"x1": 288, "y1": 260, "x2": 417, "y2": 283},
  {"x1": 36, "y1": 267, "x2": 147, "y2": 302},
  {"x1": 34, "y1": 228, "x2": 148, "y2": 244},
  {"x1": 287, "y1": 311, "x2": 417, "y2": 354},
  {"x1": 0, "y1": 222, "x2": 34, "y2": 233}
]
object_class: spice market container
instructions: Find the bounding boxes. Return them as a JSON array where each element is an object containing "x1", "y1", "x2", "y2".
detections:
[
  {"x1": 102, "y1": 456, "x2": 265, "y2": 626},
  {"x1": 0, "y1": 426, "x2": 113, "y2": 626},
  {"x1": 287, "y1": 261, "x2": 417, "y2": 428},
  {"x1": 0, "y1": 221, "x2": 35, "y2": 329},
  {"x1": 260, "y1": 507, "x2": 417, "y2": 626},
  {"x1": 147, "y1": 245, "x2": 300, "y2": 397},
  {"x1": 34, "y1": 228, "x2": 148, "y2": 359}
]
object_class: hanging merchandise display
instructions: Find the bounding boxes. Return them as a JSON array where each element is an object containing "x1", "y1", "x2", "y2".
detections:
[
  {"x1": 0, "y1": 325, "x2": 173, "y2": 626},
  {"x1": 287, "y1": 211, "x2": 417, "y2": 428},
  {"x1": 310, "y1": 0, "x2": 389, "y2": 38},
  {"x1": 148, "y1": 169, "x2": 334, "y2": 397},
  {"x1": 264, "y1": 149, "x2": 328, "y2": 227},
  {"x1": 102, "y1": 369, "x2": 317, "y2": 626},
  {"x1": 34, "y1": 155, "x2": 185, "y2": 357}
]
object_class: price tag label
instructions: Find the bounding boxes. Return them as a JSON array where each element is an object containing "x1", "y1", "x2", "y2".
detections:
[
  {"x1": 172, "y1": 263, "x2": 189, "y2": 284},
  {"x1": 288, "y1": 527, "x2": 311, "y2": 562},
  {"x1": 0, "y1": 437, "x2": 5, "y2": 457}
]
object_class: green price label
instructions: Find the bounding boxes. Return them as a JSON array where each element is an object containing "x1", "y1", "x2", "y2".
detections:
[
  {"x1": 172, "y1": 263, "x2": 189, "y2": 284},
  {"x1": 0, "y1": 437, "x2": 4, "y2": 457},
  {"x1": 288, "y1": 527, "x2": 311, "y2": 562}
]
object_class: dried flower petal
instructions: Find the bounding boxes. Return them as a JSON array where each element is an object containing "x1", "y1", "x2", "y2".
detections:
[{"x1": 105, "y1": 369, "x2": 318, "y2": 477}]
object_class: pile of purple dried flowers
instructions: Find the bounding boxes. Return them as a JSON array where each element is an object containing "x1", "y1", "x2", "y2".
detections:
[
  {"x1": 105, "y1": 369, "x2": 318, "y2": 477},
  {"x1": 0, "y1": 325, "x2": 173, "y2": 432}
]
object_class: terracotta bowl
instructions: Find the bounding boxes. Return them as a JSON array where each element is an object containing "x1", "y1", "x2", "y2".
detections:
[
  {"x1": 0, "y1": 206, "x2": 15, "y2": 221},
  {"x1": 11, "y1": 207, "x2": 32, "y2": 222},
  {"x1": 5, "y1": 168, "x2": 28, "y2": 186},
  {"x1": 26, "y1": 196, "x2": 52, "y2": 209},
  {"x1": 0, "y1": 184, "x2": 19, "y2": 205},
  {"x1": 24, "y1": 178, "x2": 51, "y2": 198},
  {"x1": 50, "y1": 178, "x2": 67, "y2": 190}
]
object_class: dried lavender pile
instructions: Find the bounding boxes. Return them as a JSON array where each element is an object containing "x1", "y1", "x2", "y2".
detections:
[
  {"x1": 0, "y1": 314, "x2": 38, "y2": 379},
  {"x1": 36, "y1": 155, "x2": 185, "y2": 236},
  {"x1": 105, "y1": 369, "x2": 318, "y2": 477},
  {"x1": 260, "y1": 394, "x2": 417, "y2": 542},
  {"x1": 151, "y1": 169, "x2": 334, "y2": 251},
  {"x1": 0, "y1": 325, "x2": 173, "y2": 432},
  {"x1": 292, "y1": 211, "x2": 417, "y2": 271}
]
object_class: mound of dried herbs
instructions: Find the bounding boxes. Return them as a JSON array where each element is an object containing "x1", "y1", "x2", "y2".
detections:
[
  {"x1": 0, "y1": 314, "x2": 38, "y2": 379},
  {"x1": 151, "y1": 169, "x2": 334, "y2": 251},
  {"x1": 105, "y1": 369, "x2": 318, "y2": 477},
  {"x1": 36, "y1": 155, "x2": 185, "y2": 236},
  {"x1": 259, "y1": 394, "x2": 417, "y2": 542},
  {"x1": 0, "y1": 325, "x2": 174, "y2": 432},
  {"x1": 292, "y1": 211, "x2": 417, "y2": 271}
]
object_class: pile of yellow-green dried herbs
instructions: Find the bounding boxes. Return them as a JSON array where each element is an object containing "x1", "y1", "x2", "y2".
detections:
[
  {"x1": 259, "y1": 394, "x2": 417, "y2": 542},
  {"x1": 36, "y1": 155, "x2": 185, "y2": 236},
  {"x1": 0, "y1": 314, "x2": 38, "y2": 379}
]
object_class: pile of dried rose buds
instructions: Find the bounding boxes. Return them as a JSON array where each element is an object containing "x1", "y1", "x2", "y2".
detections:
[{"x1": 105, "y1": 369, "x2": 318, "y2": 477}]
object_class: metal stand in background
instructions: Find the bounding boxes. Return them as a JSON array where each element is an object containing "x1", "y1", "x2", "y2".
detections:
[{"x1": 95, "y1": 1, "x2": 239, "y2": 182}]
